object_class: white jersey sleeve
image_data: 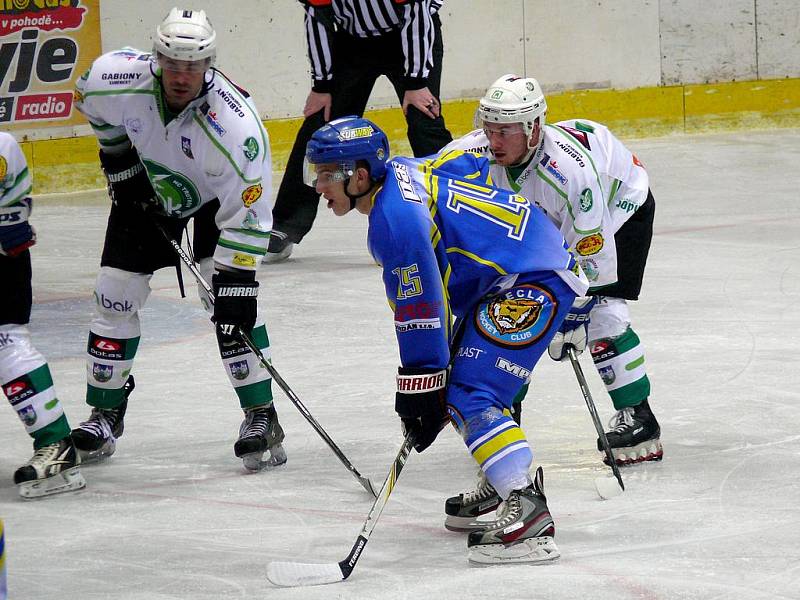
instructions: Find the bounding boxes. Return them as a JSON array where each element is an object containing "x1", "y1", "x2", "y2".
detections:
[
  {"x1": 202, "y1": 73, "x2": 273, "y2": 271},
  {"x1": 555, "y1": 119, "x2": 649, "y2": 233},
  {"x1": 440, "y1": 129, "x2": 491, "y2": 157},
  {"x1": 74, "y1": 48, "x2": 149, "y2": 154},
  {"x1": 0, "y1": 132, "x2": 32, "y2": 208}
]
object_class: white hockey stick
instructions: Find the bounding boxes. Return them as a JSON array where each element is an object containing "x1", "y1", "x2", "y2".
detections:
[
  {"x1": 567, "y1": 346, "x2": 625, "y2": 498},
  {"x1": 267, "y1": 433, "x2": 414, "y2": 587}
]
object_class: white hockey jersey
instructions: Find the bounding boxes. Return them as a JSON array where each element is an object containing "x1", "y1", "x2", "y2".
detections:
[
  {"x1": 74, "y1": 48, "x2": 272, "y2": 272},
  {"x1": 0, "y1": 131, "x2": 32, "y2": 208},
  {"x1": 442, "y1": 120, "x2": 649, "y2": 290}
]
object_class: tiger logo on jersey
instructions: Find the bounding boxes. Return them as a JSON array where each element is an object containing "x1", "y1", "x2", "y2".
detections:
[
  {"x1": 475, "y1": 284, "x2": 557, "y2": 347},
  {"x1": 490, "y1": 298, "x2": 541, "y2": 334}
]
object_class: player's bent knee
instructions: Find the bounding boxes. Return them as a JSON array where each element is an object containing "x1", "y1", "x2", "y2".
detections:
[
  {"x1": 94, "y1": 267, "x2": 151, "y2": 321},
  {"x1": 0, "y1": 325, "x2": 45, "y2": 383}
]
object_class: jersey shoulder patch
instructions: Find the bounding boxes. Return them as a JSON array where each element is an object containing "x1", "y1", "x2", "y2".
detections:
[{"x1": 85, "y1": 48, "x2": 153, "y2": 92}]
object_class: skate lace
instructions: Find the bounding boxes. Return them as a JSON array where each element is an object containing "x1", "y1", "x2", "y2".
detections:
[
  {"x1": 25, "y1": 443, "x2": 62, "y2": 469},
  {"x1": 462, "y1": 474, "x2": 496, "y2": 504},
  {"x1": 491, "y1": 493, "x2": 522, "y2": 529},
  {"x1": 608, "y1": 407, "x2": 635, "y2": 433},
  {"x1": 239, "y1": 408, "x2": 270, "y2": 439},
  {"x1": 77, "y1": 408, "x2": 115, "y2": 439}
]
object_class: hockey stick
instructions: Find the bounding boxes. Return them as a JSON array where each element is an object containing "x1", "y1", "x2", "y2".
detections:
[
  {"x1": 151, "y1": 218, "x2": 377, "y2": 497},
  {"x1": 267, "y1": 433, "x2": 414, "y2": 587},
  {"x1": 566, "y1": 346, "x2": 625, "y2": 497}
]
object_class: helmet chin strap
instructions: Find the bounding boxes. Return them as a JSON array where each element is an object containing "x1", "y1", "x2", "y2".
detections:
[
  {"x1": 508, "y1": 130, "x2": 544, "y2": 168},
  {"x1": 344, "y1": 176, "x2": 372, "y2": 211}
]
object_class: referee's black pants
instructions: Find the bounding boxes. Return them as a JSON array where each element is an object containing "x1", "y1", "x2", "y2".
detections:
[{"x1": 272, "y1": 14, "x2": 452, "y2": 244}]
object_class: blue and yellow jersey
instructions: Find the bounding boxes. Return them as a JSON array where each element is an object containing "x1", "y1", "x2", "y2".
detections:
[{"x1": 367, "y1": 150, "x2": 588, "y2": 370}]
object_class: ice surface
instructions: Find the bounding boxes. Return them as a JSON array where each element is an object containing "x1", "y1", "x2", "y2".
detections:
[{"x1": 2, "y1": 129, "x2": 799, "y2": 599}]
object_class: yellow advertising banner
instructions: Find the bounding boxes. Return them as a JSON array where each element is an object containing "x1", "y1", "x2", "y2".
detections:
[{"x1": 0, "y1": 0, "x2": 100, "y2": 130}]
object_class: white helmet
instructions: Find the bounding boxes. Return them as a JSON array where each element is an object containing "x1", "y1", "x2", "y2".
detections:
[
  {"x1": 477, "y1": 74, "x2": 547, "y2": 140},
  {"x1": 154, "y1": 8, "x2": 216, "y2": 66}
]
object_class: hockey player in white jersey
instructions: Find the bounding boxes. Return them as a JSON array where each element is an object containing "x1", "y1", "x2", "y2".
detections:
[
  {"x1": 69, "y1": 8, "x2": 285, "y2": 471},
  {"x1": 442, "y1": 74, "x2": 660, "y2": 530},
  {"x1": 0, "y1": 132, "x2": 86, "y2": 498}
]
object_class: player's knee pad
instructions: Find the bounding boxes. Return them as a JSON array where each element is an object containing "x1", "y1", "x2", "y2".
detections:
[
  {"x1": 588, "y1": 296, "x2": 630, "y2": 341},
  {"x1": 197, "y1": 257, "x2": 214, "y2": 314},
  {"x1": 0, "y1": 325, "x2": 45, "y2": 383},
  {"x1": 0, "y1": 325, "x2": 63, "y2": 435},
  {"x1": 92, "y1": 267, "x2": 151, "y2": 337}
]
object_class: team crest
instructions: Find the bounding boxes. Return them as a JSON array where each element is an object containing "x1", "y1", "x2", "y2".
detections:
[
  {"x1": 181, "y1": 136, "x2": 194, "y2": 159},
  {"x1": 475, "y1": 284, "x2": 557, "y2": 347},
  {"x1": 242, "y1": 137, "x2": 259, "y2": 161},
  {"x1": 17, "y1": 405, "x2": 37, "y2": 427},
  {"x1": 229, "y1": 359, "x2": 250, "y2": 380},
  {"x1": 579, "y1": 188, "x2": 593, "y2": 212},
  {"x1": 599, "y1": 365, "x2": 616, "y2": 385},
  {"x1": 92, "y1": 363, "x2": 113, "y2": 383}
]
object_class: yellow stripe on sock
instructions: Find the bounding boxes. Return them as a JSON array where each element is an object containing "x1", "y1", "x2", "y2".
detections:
[{"x1": 471, "y1": 425, "x2": 527, "y2": 466}]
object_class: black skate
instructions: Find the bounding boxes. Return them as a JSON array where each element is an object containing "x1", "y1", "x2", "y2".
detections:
[
  {"x1": 71, "y1": 375, "x2": 135, "y2": 463},
  {"x1": 600, "y1": 399, "x2": 663, "y2": 466},
  {"x1": 262, "y1": 230, "x2": 294, "y2": 264},
  {"x1": 14, "y1": 436, "x2": 86, "y2": 499},
  {"x1": 234, "y1": 403, "x2": 287, "y2": 471},
  {"x1": 467, "y1": 467, "x2": 560, "y2": 565},
  {"x1": 444, "y1": 471, "x2": 502, "y2": 532}
]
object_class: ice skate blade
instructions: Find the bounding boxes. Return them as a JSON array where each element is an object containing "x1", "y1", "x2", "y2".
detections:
[
  {"x1": 75, "y1": 439, "x2": 117, "y2": 464},
  {"x1": 261, "y1": 243, "x2": 293, "y2": 264},
  {"x1": 444, "y1": 513, "x2": 497, "y2": 533},
  {"x1": 604, "y1": 439, "x2": 663, "y2": 466},
  {"x1": 468, "y1": 536, "x2": 560, "y2": 566},
  {"x1": 242, "y1": 444, "x2": 288, "y2": 472},
  {"x1": 18, "y1": 467, "x2": 86, "y2": 499}
]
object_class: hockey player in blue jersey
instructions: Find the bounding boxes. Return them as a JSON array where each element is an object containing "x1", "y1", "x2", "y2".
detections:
[{"x1": 303, "y1": 116, "x2": 591, "y2": 565}]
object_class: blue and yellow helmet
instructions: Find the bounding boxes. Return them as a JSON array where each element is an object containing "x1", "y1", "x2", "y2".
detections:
[{"x1": 303, "y1": 116, "x2": 389, "y2": 186}]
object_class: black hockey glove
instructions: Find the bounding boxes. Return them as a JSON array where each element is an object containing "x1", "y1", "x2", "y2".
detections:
[
  {"x1": 99, "y1": 147, "x2": 156, "y2": 209},
  {"x1": 0, "y1": 198, "x2": 36, "y2": 257},
  {"x1": 212, "y1": 269, "x2": 259, "y2": 341},
  {"x1": 395, "y1": 367, "x2": 449, "y2": 453}
]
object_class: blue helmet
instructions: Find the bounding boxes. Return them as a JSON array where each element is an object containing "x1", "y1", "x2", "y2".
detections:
[{"x1": 303, "y1": 116, "x2": 389, "y2": 186}]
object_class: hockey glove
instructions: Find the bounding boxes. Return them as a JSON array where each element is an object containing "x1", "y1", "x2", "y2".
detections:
[
  {"x1": 0, "y1": 198, "x2": 36, "y2": 257},
  {"x1": 212, "y1": 269, "x2": 259, "y2": 341},
  {"x1": 548, "y1": 296, "x2": 597, "y2": 361},
  {"x1": 99, "y1": 147, "x2": 156, "y2": 209},
  {"x1": 395, "y1": 367, "x2": 449, "y2": 453}
]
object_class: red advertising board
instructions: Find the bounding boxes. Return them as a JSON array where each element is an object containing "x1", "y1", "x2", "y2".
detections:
[{"x1": 0, "y1": 0, "x2": 101, "y2": 130}]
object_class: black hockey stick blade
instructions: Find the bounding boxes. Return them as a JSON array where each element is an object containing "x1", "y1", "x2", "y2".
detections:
[
  {"x1": 567, "y1": 346, "x2": 625, "y2": 493},
  {"x1": 267, "y1": 435, "x2": 414, "y2": 587}
]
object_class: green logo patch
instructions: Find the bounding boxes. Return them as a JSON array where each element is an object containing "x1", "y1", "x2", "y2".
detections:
[
  {"x1": 579, "y1": 188, "x2": 593, "y2": 212},
  {"x1": 143, "y1": 159, "x2": 201, "y2": 215},
  {"x1": 243, "y1": 137, "x2": 259, "y2": 161}
]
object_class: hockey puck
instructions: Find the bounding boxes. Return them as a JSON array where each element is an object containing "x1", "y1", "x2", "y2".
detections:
[{"x1": 594, "y1": 476, "x2": 624, "y2": 500}]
